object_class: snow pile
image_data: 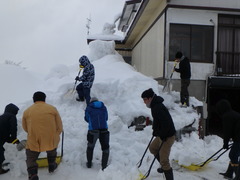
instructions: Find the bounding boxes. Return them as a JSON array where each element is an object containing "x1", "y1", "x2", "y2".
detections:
[{"x1": 1, "y1": 40, "x2": 228, "y2": 180}]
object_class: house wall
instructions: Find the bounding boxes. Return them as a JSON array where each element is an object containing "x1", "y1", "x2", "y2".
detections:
[
  {"x1": 132, "y1": 15, "x2": 165, "y2": 78},
  {"x1": 165, "y1": 8, "x2": 217, "y2": 81}
]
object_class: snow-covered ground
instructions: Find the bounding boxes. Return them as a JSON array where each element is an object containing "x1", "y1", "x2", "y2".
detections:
[{"x1": 1, "y1": 40, "x2": 229, "y2": 180}]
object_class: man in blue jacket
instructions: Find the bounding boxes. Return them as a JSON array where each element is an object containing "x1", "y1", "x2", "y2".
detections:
[
  {"x1": 84, "y1": 97, "x2": 109, "y2": 170},
  {"x1": 141, "y1": 88, "x2": 176, "y2": 180},
  {"x1": 0, "y1": 103, "x2": 20, "y2": 174},
  {"x1": 75, "y1": 55, "x2": 95, "y2": 105}
]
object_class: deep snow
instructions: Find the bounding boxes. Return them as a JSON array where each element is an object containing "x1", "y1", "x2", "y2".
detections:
[{"x1": 0, "y1": 40, "x2": 230, "y2": 180}]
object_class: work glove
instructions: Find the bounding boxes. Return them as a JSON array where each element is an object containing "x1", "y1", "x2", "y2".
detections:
[
  {"x1": 16, "y1": 140, "x2": 27, "y2": 151},
  {"x1": 75, "y1": 76, "x2": 80, "y2": 81},
  {"x1": 152, "y1": 131, "x2": 157, "y2": 137},
  {"x1": 79, "y1": 64, "x2": 84, "y2": 68}
]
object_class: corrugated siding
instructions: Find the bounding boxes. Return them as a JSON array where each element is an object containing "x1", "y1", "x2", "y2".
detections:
[{"x1": 132, "y1": 15, "x2": 165, "y2": 78}]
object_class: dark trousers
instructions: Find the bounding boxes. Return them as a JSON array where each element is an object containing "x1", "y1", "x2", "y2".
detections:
[
  {"x1": 87, "y1": 130, "x2": 110, "y2": 169},
  {"x1": 229, "y1": 142, "x2": 240, "y2": 164},
  {"x1": 76, "y1": 83, "x2": 91, "y2": 105},
  {"x1": 180, "y1": 79, "x2": 190, "y2": 105},
  {"x1": 0, "y1": 141, "x2": 5, "y2": 164},
  {"x1": 26, "y1": 148, "x2": 57, "y2": 169}
]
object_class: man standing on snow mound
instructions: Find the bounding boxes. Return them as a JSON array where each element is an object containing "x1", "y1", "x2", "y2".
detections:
[
  {"x1": 84, "y1": 97, "x2": 109, "y2": 171},
  {"x1": 174, "y1": 51, "x2": 191, "y2": 107},
  {"x1": 141, "y1": 88, "x2": 176, "y2": 180},
  {"x1": 216, "y1": 99, "x2": 240, "y2": 180},
  {"x1": 22, "y1": 91, "x2": 63, "y2": 180},
  {"x1": 0, "y1": 103, "x2": 20, "y2": 174},
  {"x1": 75, "y1": 55, "x2": 95, "y2": 105}
]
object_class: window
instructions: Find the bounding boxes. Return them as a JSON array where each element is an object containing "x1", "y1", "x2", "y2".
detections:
[
  {"x1": 217, "y1": 14, "x2": 240, "y2": 75},
  {"x1": 169, "y1": 24, "x2": 214, "y2": 63}
]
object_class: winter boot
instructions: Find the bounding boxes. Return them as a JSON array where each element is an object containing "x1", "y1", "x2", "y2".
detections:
[
  {"x1": 101, "y1": 151, "x2": 109, "y2": 170},
  {"x1": 47, "y1": 155, "x2": 58, "y2": 173},
  {"x1": 76, "y1": 97, "x2": 84, "y2": 102},
  {"x1": 219, "y1": 163, "x2": 234, "y2": 179},
  {"x1": 27, "y1": 166, "x2": 39, "y2": 180},
  {"x1": 0, "y1": 163, "x2": 9, "y2": 175},
  {"x1": 163, "y1": 168, "x2": 174, "y2": 180},
  {"x1": 86, "y1": 148, "x2": 93, "y2": 168},
  {"x1": 157, "y1": 167, "x2": 164, "y2": 173},
  {"x1": 233, "y1": 165, "x2": 240, "y2": 180}
]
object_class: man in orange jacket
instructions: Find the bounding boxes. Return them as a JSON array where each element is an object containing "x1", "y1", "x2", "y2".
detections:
[{"x1": 22, "y1": 91, "x2": 63, "y2": 180}]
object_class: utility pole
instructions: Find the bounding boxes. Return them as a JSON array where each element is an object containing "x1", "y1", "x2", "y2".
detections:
[{"x1": 86, "y1": 15, "x2": 91, "y2": 35}]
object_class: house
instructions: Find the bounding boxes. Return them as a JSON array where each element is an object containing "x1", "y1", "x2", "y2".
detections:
[
  {"x1": 115, "y1": 0, "x2": 240, "y2": 136},
  {"x1": 88, "y1": 0, "x2": 240, "y2": 136}
]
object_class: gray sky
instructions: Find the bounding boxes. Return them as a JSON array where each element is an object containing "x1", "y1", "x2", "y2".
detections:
[{"x1": 0, "y1": 0, "x2": 124, "y2": 73}]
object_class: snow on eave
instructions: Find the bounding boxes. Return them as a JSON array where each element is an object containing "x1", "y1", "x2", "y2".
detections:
[{"x1": 87, "y1": 34, "x2": 124, "y2": 44}]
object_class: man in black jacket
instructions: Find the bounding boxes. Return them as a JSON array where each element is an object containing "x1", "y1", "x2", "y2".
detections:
[
  {"x1": 174, "y1": 51, "x2": 191, "y2": 106},
  {"x1": 141, "y1": 88, "x2": 176, "y2": 180},
  {"x1": 216, "y1": 99, "x2": 240, "y2": 180},
  {"x1": 0, "y1": 103, "x2": 20, "y2": 174}
]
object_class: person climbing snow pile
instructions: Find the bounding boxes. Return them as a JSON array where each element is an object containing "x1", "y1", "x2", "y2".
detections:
[{"x1": 75, "y1": 55, "x2": 95, "y2": 105}]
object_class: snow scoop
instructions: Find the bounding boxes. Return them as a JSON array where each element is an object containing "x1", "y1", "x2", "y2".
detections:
[
  {"x1": 64, "y1": 67, "x2": 83, "y2": 96},
  {"x1": 180, "y1": 143, "x2": 233, "y2": 171},
  {"x1": 137, "y1": 140, "x2": 164, "y2": 180},
  {"x1": 162, "y1": 61, "x2": 178, "y2": 93},
  {"x1": 36, "y1": 131, "x2": 64, "y2": 168}
]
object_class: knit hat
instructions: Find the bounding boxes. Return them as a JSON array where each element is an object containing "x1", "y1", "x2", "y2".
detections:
[
  {"x1": 175, "y1": 51, "x2": 183, "y2": 59},
  {"x1": 90, "y1": 97, "x2": 98, "y2": 102},
  {"x1": 141, "y1": 88, "x2": 155, "y2": 98},
  {"x1": 33, "y1": 91, "x2": 46, "y2": 102}
]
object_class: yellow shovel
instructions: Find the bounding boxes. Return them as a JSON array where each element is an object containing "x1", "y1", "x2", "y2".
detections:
[
  {"x1": 37, "y1": 132, "x2": 64, "y2": 167},
  {"x1": 179, "y1": 144, "x2": 232, "y2": 171}
]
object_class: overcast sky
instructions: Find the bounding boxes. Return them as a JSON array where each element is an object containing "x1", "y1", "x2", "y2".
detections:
[{"x1": 0, "y1": 0, "x2": 125, "y2": 73}]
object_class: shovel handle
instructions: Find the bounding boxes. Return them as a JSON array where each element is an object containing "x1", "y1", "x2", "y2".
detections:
[
  {"x1": 137, "y1": 136, "x2": 154, "y2": 168},
  {"x1": 141, "y1": 141, "x2": 164, "y2": 179},
  {"x1": 71, "y1": 68, "x2": 83, "y2": 93},
  {"x1": 199, "y1": 143, "x2": 233, "y2": 167}
]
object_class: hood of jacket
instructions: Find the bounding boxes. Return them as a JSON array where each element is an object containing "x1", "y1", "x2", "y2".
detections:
[
  {"x1": 79, "y1": 55, "x2": 91, "y2": 67},
  {"x1": 150, "y1": 95, "x2": 164, "y2": 107},
  {"x1": 216, "y1": 99, "x2": 232, "y2": 116},
  {"x1": 4, "y1": 103, "x2": 19, "y2": 115},
  {"x1": 89, "y1": 101, "x2": 104, "y2": 109}
]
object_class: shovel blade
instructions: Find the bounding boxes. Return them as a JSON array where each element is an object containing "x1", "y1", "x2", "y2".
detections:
[
  {"x1": 37, "y1": 156, "x2": 62, "y2": 168},
  {"x1": 137, "y1": 172, "x2": 146, "y2": 180},
  {"x1": 179, "y1": 158, "x2": 213, "y2": 171}
]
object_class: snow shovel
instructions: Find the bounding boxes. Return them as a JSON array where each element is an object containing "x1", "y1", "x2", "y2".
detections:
[
  {"x1": 162, "y1": 61, "x2": 178, "y2": 93},
  {"x1": 36, "y1": 131, "x2": 64, "y2": 168},
  {"x1": 180, "y1": 143, "x2": 233, "y2": 171},
  {"x1": 137, "y1": 140, "x2": 164, "y2": 180},
  {"x1": 137, "y1": 136, "x2": 154, "y2": 168},
  {"x1": 64, "y1": 66, "x2": 83, "y2": 97}
]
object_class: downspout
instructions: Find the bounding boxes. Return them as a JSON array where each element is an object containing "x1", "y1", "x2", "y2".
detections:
[{"x1": 163, "y1": 5, "x2": 168, "y2": 79}]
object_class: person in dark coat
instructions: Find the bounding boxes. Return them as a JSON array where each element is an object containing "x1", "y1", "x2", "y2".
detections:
[
  {"x1": 75, "y1": 55, "x2": 95, "y2": 105},
  {"x1": 174, "y1": 51, "x2": 191, "y2": 106},
  {"x1": 141, "y1": 88, "x2": 176, "y2": 180},
  {"x1": 0, "y1": 103, "x2": 19, "y2": 174},
  {"x1": 216, "y1": 99, "x2": 240, "y2": 180},
  {"x1": 84, "y1": 97, "x2": 109, "y2": 170}
]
